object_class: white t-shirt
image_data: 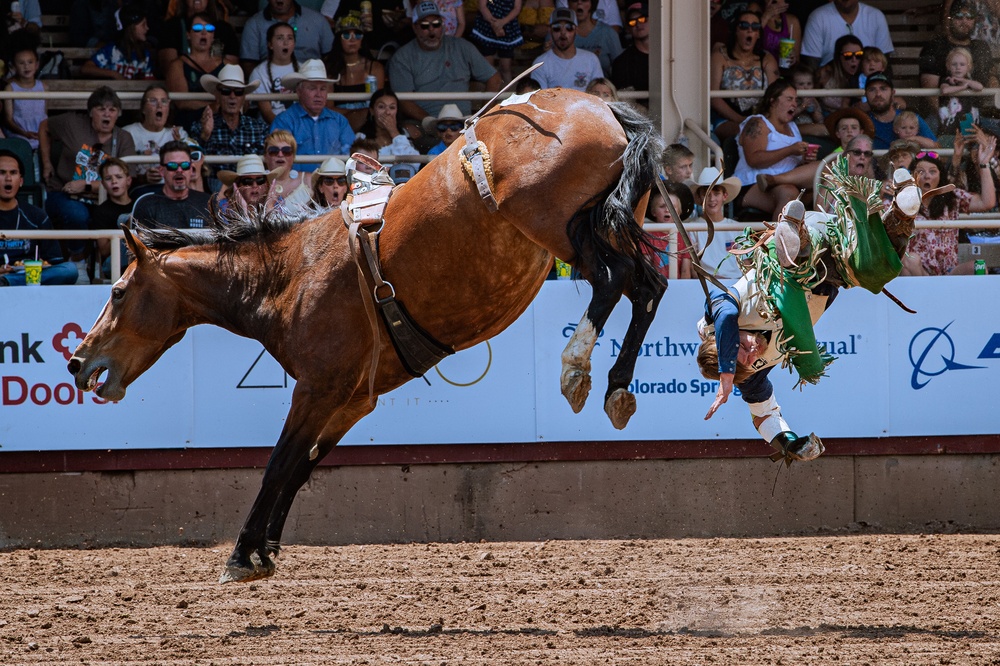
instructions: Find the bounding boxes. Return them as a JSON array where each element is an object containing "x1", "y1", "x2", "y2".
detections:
[
  {"x1": 123, "y1": 123, "x2": 190, "y2": 175},
  {"x1": 801, "y1": 2, "x2": 893, "y2": 67},
  {"x1": 531, "y1": 48, "x2": 604, "y2": 92},
  {"x1": 250, "y1": 61, "x2": 297, "y2": 118},
  {"x1": 734, "y1": 115, "x2": 803, "y2": 186},
  {"x1": 693, "y1": 222, "x2": 743, "y2": 280}
]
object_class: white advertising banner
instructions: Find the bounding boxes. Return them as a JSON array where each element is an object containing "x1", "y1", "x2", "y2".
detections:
[{"x1": 0, "y1": 278, "x2": 997, "y2": 452}]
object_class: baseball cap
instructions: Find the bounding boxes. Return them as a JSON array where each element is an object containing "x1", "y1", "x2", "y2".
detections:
[
  {"x1": 864, "y1": 72, "x2": 893, "y2": 89},
  {"x1": 549, "y1": 7, "x2": 577, "y2": 25},
  {"x1": 626, "y1": 1, "x2": 648, "y2": 18},
  {"x1": 413, "y1": 1, "x2": 442, "y2": 21}
]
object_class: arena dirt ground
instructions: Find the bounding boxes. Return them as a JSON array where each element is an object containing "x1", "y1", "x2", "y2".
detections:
[{"x1": 2, "y1": 534, "x2": 1000, "y2": 664}]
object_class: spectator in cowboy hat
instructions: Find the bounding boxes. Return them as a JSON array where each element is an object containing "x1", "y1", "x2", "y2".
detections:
[
  {"x1": 191, "y1": 64, "x2": 269, "y2": 189},
  {"x1": 684, "y1": 166, "x2": 744, "y2": 280},
  {"x1": 824, "y1": 106, "x2": 876, "y2": 154},
  {"x1": 424, "y1": 103, "x2": 469, "y2": 156},
  {"x1": 218, "y1": 154, "x2": 285, "y2": 211},
  {"x1": 311, "y1": 156, "x2": 348, "y2": 208},
  {"x1": 270, "y1": 59, "x2": 355, "y2": 173}
]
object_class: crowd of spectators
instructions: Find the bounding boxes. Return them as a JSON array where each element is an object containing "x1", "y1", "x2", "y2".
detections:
[{"x1": 0, "y1": 0, "x2": 999, "y2": 286}]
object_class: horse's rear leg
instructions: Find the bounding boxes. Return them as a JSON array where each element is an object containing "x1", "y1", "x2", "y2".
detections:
[
  {"x1": 560, "y1": 264, "x2": 628, "y2": 413},
  {"x1": 604, "y1": 272, "x2": 665, "y2": 429}
]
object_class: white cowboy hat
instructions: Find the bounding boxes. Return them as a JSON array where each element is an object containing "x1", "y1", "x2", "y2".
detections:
[
  {"x1": 201, "y1": 63, "x2": 261, "y2": 96},
  {"x1": 310, "y1": 156, "x2": 348, "y2": 189},
  {"x1": 281, "y1": 59, "x2": 339, "y2": 91},
  {"x1": 684, "y1": 166, "x2": 742, "y2": 202},
  {"x1": 421, "y1": 103, "x2": 469, "y2": 136},
  {"x1": 217, "y1": 154, "x2": 285, "y2": 186}
]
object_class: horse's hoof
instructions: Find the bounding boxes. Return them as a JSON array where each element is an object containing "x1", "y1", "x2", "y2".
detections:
[
  {"x1": 218, "y1": 550, "x2": 276, "y2": 584},
  {"x1": 560, "y1": 368, "x2": 591, "y2": 413},
  {"x1": 604, "y1": 388, "x2": 636, "y2": 430}
]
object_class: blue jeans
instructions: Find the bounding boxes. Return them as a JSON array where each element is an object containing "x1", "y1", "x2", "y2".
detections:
[
  {"x1": 45, "y1": 191, "x2": 92, "y2": 257},
  {"x1": 1, "y1": 261, "x2": 78, "y2": 286}
]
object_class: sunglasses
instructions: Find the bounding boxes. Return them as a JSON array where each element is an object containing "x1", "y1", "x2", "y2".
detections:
[
  {"x1": 736, "y1": 20, "x2": 760, "y2": 31},
  {"x1": 190, "y1": 150, "x2": 203, "y2": 162},
  {"x1": 340, "y1": 30, "x2": 363, "y2": 39},
  {"x1": 551, "y1": 23, "x2": 576, "y2": 32},
  {"x1": 237, "y1": 175, "x2": 268, "y2": 187},
  {"x1": 437, "y1": 121, "x2": 464, "y2": 132},
  {"x1": 191, "y1": 23, "x2": 215, "y2": 32},
  {"x1": 627, "y1": 15, "x2": 648, "y2": 26},
  {"x1": 417, "y1": 19, "x2": 443, "y2": 30},
  {"x1": 848, "y1": 149, "x2": 873, "y2": 158},
  {"x1": 266, "y1": 145, "x2": 294, "y2": 156},
  {"x1": 951, "y1": 11, "x2": 975, "y2": 19},
  {"x1": 916, "y1": 151, "x2": 939, "y2": 160},
  {"x1": 841, "y1": 50, "x2": 864, "y2": 59},
  {"x1": 218, "y1": 86, "x2": 246, "y2": 97},
  {"x1": 320, "y1": 176, "x2": 348, "y2": 187},
  {"x1": 163, "y1": 161, "x2": 191, "y2": 171}
]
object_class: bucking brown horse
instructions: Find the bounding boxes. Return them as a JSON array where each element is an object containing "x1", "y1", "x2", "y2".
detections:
[{"x1": 68, "y1": 89, "x2": 666, "y2": 582}]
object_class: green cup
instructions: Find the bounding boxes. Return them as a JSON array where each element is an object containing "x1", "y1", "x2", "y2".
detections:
[{"x1": 23, "y1": 259, "x2": 42, "y2": 286}]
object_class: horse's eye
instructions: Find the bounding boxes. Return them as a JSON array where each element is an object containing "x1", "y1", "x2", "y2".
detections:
[{"x1": 111, "y1": 286, "x2": 125, "y2": 301}]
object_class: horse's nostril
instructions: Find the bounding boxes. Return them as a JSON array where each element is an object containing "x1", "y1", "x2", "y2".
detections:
[{"x1": 67, "y1": 357, "x2": 82, "y2": 374}]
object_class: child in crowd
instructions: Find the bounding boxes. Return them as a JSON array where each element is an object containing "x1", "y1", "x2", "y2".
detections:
[
  {"x1": 90, "y1": 157, "x2": 134, "y2": 281},
  {"x1": 250, "y1": 22, "x2": 298, "y2": 124},
  {"x1": 80, "y1": 4, "x2": 156, "y2": 80},
  {"x1": 857, "y1": 47, "x2": 887, "y2": 101},
  {"x1": 687, "y1": 166, "x2": 743, "y2": 280},
  {"x1": 894, "y1": 109, "x2": 937, "y2": 149},
  {"x1": 789, "y1": 63, "x2": 825, "y2": 136},
  {"x1": 2, "y1": 47, "x2": 46, "y2": 155},
  {"x1": 884, "y1": 138, "x2": 919, "y2": 175},
  {"x1": 646, "y1": 182, "x2": 692, "y2": 280},
  {"x1": 431, "y1": 0, "x2": 466, "y2": 36},
  {"x1": 938, "y1": 46, "x2": 983, "y2": 141},
  {"x1": 661, "y1": 143, "x2": 694, "y2": 184},
  {"x1": 471, "y1": 0, "x2": 524, "y2": 85}
]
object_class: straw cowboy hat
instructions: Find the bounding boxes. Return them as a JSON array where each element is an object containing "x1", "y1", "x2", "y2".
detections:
[
  {"x1": 310, "y1": 156, "x2": 347, "y2": 189},
  {"x1": 684, "y1": 166, "x2": 741, "y2": 202},
  {"x1": 281, "y1": 59, "x2": 339, "y2": 91},
  {"x1": 217, "y1": 154, "x2": 285, "y2": 186},
  {"x1": 421, "y1": 103, "x2": 469, "y2": 136},
  {"x1": 824, "y1": 106, "x2": 875, "y2": 139},
  {"x1": 201, "y1": 64, "x2": 261, "y2": 96}
]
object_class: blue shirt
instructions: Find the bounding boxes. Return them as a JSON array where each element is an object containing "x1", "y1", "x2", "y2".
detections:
[
  {"x1": 270, "y1": 103, "x2": 355, "y2": 173},
  {"x1": 869, "y1": 110, "x2": 936, "y2": 150}
]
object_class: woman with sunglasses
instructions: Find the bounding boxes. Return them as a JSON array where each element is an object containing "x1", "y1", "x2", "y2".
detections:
[
  {"x1": 357, "y1": 88, "x2": 420, "y2": 171},
  {"x1": 250, "y1": 22, "x2": 299, "y2": 124},
  {"x1": 900, "y1": 143, "x2": 997, "y2": 275},
  {"x1": 326, "y1": 14, "x2": 386, "y2": 132},
  {"x1": 815, "y1": 34, "x2": 863, "y2": 116},
  {"x1": 165, "y1": 13, "x2": 226, "y2": 131},
  {"x1": 310, "y1": 156, "x2": 349, "y2": 209},
  {"x1": 158, "y1": 0, "x2": 240, "y2": 75},
  {"x1": 262, "y1": 130, "x2": 312, "y2": 210},
  {"x1": 709, "y1": 10, "x2": 779, "y2": 143}
]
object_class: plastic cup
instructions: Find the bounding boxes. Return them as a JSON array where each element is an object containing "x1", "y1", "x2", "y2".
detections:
[
  {"x1": 554, "y1": 259, "x2": 572, "y2": 280},
  {"x1": 778, "y1": 38, "x2": 795, "y2": 69},
  {"x1": 23, "y1": 259, "x2": 42, "y2": 286},
  {"x1": 806, "y1": 143, "x2": 820, "y2": 160}
]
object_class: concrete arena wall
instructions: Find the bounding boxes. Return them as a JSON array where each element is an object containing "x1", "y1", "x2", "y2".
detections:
[{"x1": 3, "y1": 454, "x2": 999, "y2": 549}]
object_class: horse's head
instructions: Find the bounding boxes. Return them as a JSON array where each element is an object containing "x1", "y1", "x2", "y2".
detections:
[{"x1": 68, "y1": 227, "x2": 190, "y2": 401}]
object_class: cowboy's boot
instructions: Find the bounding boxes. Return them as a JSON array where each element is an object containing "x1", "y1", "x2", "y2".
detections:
[
  {"x1": 769, "y1": 431, "x2": 825, "y2": 465},
  {"x1": 882, "y1": 168, "x2": 922, "y2": 255},
  {"x1": 773, "y1": 199, "x2": 808, "y2": 268}
]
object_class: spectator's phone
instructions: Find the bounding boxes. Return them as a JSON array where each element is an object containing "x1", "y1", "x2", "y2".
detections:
[{"x1": 960, "y1": 113, "x2": 976, "y2": 137}]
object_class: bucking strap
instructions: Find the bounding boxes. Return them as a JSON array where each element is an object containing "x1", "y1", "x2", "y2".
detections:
[{"x1": 462, "y1": 122, "x2": 498, "y2": 212}]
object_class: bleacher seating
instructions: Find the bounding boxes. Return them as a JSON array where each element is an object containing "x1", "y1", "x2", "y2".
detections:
[{"x1": 878, "y1": 0, "x2": 944, "y2": 88}]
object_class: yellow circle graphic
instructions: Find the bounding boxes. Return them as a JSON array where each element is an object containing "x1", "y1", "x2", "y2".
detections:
[{"x1": 435, "y1": 341, "x2": 493, "y2": 387}]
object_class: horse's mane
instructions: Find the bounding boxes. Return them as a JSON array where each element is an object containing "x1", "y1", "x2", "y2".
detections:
[{"x1": 131, "y1": 194, "x2": 322, "y2": 251}]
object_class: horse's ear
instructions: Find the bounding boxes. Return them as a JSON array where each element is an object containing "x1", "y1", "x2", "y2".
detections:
[{"x1": 120, "y1": 222, "x2": 153, "y2": 264}]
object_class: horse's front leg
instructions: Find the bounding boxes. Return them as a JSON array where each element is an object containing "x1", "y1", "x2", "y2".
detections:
[
  {"x1": 603, "y1": 272, "x2": 666, "y2": 429},
  {"x1": 560, "y1": 259, "x2": 629, "y2": 413},
  {"x1": 220, "y1": 384, "x2": 349, "y2": 584},
  {"x1": 262, "y1": 399, "x2": 375, "y2": 560}
]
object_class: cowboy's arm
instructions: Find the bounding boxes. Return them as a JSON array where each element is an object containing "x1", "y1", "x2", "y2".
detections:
[{"x1": 703, "y1": 291, "x2": 740, "y2": 420}]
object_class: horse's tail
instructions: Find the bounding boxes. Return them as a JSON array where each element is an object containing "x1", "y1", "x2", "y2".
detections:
[{"x1": 568, "y1": 101, "x2": 666, "y2": 288}]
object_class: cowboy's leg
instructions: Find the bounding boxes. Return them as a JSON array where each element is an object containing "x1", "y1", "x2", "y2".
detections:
[{"x1": 739, "y1": 368, "x2": 825, "y2": 462}]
